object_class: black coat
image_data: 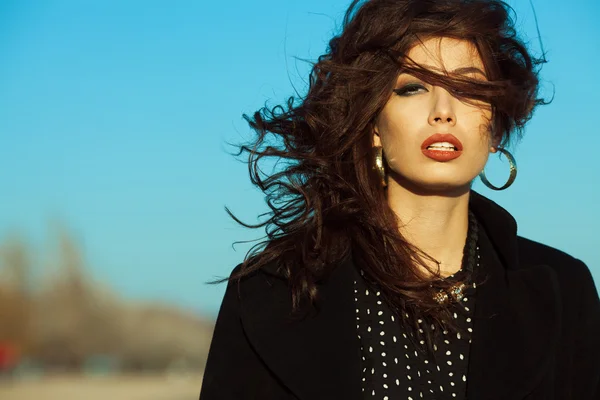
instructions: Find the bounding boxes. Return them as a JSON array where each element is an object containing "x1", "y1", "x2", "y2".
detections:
[{"x1": 199, "y1": 191, "x2": 600, "y2": 399}]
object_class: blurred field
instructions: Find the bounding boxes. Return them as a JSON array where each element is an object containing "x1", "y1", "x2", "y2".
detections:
[
  {"x1": 0, "y1": 374, "x2": 201, "y2": 400},
  {"x1": 0, "y1": 230, "x2": 215, "y2": 390}
]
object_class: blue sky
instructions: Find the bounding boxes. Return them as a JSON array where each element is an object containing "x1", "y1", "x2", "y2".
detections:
[{"x1": 0, "y1": 0, "x2": 598, "y2": 317}]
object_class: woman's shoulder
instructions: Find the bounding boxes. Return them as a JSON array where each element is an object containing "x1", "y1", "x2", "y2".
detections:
[
  {"x1": 517, "y1": 236, "x2": 585, "y2": 267},
  {"x1": 516, "y1": 235, "x2": 596, "y2": 295},
  {"x1": 222, "y1": 259, "x2": 290, "y2": 303}
]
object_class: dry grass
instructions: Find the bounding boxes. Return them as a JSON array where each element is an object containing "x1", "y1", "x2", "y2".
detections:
[{"x1": 0, "y1": 373, "x2": 202, "y2": 400}]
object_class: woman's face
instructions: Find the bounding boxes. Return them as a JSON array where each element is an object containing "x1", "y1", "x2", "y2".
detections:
[{"x1": 374, "y1": 36, "x2": 496, "y2": 193}]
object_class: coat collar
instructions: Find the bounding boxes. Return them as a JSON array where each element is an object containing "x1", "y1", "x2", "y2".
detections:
[
  {"x1": 239, "y1": 191, "x2": 561, "y2": 400},
  {"x1": 239, "y1": 253, "x2": 362, "y2": 400},
  {"x1": 465, "y1": 212, "x2": 561, "y2": 399}
]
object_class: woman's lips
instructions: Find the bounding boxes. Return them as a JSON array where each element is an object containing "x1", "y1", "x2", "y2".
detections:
[{"x1": 421, "y1": 133, "x2": 463, "y2": 162}]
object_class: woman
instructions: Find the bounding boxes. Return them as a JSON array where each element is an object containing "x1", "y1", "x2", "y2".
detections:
[{"x1": 200, "y1": 0, "x2": 600, "y2": 399}]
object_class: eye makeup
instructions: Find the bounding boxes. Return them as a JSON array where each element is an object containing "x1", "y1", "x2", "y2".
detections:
[
  {"x1": 393, "y1": 80, "x2": 429, "y2": 97},
  {"x1": 393, "y1": 84, "x2": 425, "y2": 96}
]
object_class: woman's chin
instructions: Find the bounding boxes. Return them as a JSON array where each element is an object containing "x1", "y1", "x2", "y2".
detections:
[{"x1": 391, "y1": 175, "x2": 473, "y2": 195}]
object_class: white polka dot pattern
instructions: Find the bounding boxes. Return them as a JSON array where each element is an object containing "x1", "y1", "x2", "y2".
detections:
[{"x1": 354, "y1": 265, "x2": 477, "y2": 400}]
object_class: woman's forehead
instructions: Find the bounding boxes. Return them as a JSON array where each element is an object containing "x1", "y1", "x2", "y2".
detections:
[{"x1": 404, "y1": 37, "x2": 486, "y2": 75}]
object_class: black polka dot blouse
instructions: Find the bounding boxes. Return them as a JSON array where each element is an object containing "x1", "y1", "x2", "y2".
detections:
[{"x1": 354, "y1": 269, "x2": 476, "y2": 400}]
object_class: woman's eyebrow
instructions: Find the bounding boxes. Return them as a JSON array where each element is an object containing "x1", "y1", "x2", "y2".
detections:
[
  {"x1": 451, "y1": 66, "x2": 487, "y2": 78},
  {"x1": 398, "y1": 66, "x2": 488, "y2": 79}
]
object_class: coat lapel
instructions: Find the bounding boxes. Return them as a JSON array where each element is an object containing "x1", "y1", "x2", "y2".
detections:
[
  {"x1": 467, "y1": 192, "x2": 562, "y2": 399},
  {"x1": 239, "y1": 255, "x2": 362, "y2": 400}
]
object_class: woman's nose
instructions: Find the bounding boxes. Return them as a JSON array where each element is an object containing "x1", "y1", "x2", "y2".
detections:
[{"x1": 428, "y1": 88, "x2": 457, "y2": 127}]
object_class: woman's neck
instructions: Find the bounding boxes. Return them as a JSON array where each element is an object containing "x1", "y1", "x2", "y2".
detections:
[{"x1": 386, "y1": 180, "x2": 471, "y2": 278}]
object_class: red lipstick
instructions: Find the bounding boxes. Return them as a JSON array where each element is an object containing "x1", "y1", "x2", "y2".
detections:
[{"x1": 421, "y1": 133, "x2": 463, "y2": 162}]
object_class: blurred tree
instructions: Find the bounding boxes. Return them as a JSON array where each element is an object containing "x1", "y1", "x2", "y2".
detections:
[
  {"x1": 32, "y1": 226, "x2": 101, "y2": 370},
  {"x1": 0, "y1": 234, "x2": 32, "y2": 362}
]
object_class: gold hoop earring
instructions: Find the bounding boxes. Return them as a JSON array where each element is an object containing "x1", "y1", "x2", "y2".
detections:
[
  {"x1": 479, "y1": 147, "x2": 517, "y2": 191},
  {"x1": 373, "y1": 146, "x2": 387, "y2": 187}
]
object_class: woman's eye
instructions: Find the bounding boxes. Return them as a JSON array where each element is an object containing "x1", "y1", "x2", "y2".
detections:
[
  {"x1": 450, "y1": 88, "x2": 467, "y2": 96},
  {"x1": 393, "y1": 84, "x2": 427, "y2": 96}
]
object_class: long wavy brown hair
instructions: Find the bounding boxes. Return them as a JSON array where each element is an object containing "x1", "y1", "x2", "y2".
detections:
[{"x1": 222, "y1": 0, "x2": 548, "y2": 345}]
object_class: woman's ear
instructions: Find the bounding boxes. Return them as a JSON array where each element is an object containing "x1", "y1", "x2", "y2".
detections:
[
  {"x1": 372, "y1": 128, "x2": 382, "y2": 147},
  {"x1": 490, "y1": 132, "x2": 502, "y2": 152}
]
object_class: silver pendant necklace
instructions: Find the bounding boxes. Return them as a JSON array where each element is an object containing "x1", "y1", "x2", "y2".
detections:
[
  {"x1": 432, "y1": 211, "x2": 479, "y2": 305},
  {"x1": 432, "y1": 245, "x2": 479, "y2": 305}
]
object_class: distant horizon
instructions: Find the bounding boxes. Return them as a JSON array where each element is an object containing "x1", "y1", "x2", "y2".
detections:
[{"x1": 1, "y1": 0, "x2": 598, "y2": 318}]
